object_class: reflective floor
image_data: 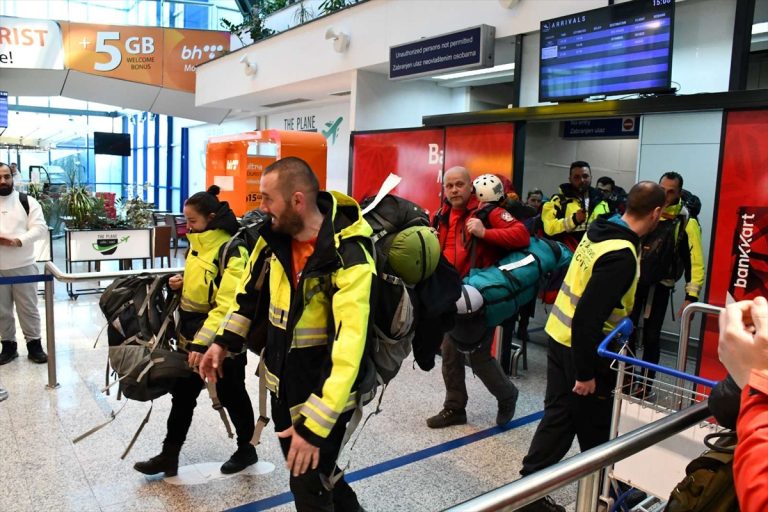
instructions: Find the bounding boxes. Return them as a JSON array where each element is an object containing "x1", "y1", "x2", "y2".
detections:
[{"x1": 0, "y1": 247, "x2": 579, "y2": 512}]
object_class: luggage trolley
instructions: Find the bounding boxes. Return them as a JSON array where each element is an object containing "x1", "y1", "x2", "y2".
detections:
[{"x1": 595, "y1": 303, "x2": 724, "y2": 512}]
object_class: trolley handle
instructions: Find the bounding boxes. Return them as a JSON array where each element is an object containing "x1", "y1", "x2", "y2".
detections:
[{"x1": 597, "y1": 317, "x2": 718, "y2": 389}]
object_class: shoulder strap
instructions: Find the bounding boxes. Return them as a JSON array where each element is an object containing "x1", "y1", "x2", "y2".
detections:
[
  {"x1": 216, "y1": 235, "x2": 246, "y2": 281},
  {"x1": 473, "y1": 203, "x2": 497, "y2": 228},
  {"x1": 19, "y1": 192, "x2": 29, "y2": 215}
]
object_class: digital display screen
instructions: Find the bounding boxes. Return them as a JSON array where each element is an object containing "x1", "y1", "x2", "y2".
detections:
[
  {"x1": 93, "y1": 132, "x2": 131, "y2": 156},
  {"x1": 0, "y1": 91, "x2": 8, "y2": 129},
  {"x1": 540, "y1": 0, "x2": 674, "y2": 102}
]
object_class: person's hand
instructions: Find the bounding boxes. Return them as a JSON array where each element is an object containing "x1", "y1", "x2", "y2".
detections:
[
  {"x1": 187, "y1": 351, "x2": 203, "y2": 368},
  {"x1": 465, "y1": 218, "x2": 486, "y2": 238},
  {"x1": 677, "y1": 299, "x2": 692, "y2": 320},
  {"x1": 198, "y1": 343, "x2": 226, "y2": 384},
  {"x1": 168, "y1": 274, "x2": 183, "y2": 291},
  {"x1": 0, "y1": 237, "x2": 21, "y2": 247},
  {"x1": 277, "y1": 426, "x2": 320, "y2": 477},
  {"x1": 718, "y1": 296, "x2": 768, "y2": 388},
  {"x1": 573, "y1": 378, "x2": 596, "y2": 395},
  {"x1": 573, "y1": 209, "x2": 587, "y2": 225}
]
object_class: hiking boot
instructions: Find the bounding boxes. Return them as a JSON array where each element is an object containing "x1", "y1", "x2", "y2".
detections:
[
  {"x1": 0, "y1": 341, "x2": 18, "y2": 365},
  {"x1": 0, "y1": 387, "x2": 8, "y2": 402},
  {"x1": 134, "y1": 452, "x2": 179, "y2": 477},
  {"x1": 516, "y1": 495, "x2": 565, "y2": 512},
  {"x1": 221, "y1": 444, "x2": 258, "y2": 474},
  {"x1": 497, "y1": 386, "x2": 519, "y2": 426},
  {"x1": 26, "y1": 339, "x2": 47, "y2": 364},
  {"x1": 426, "y1": 408, "x2": 467, "y2": 428}
]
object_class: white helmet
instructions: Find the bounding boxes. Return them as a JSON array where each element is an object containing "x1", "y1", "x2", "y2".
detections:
[{"x1": 473, "y1": 174, "x2": 505, "y2": 203}]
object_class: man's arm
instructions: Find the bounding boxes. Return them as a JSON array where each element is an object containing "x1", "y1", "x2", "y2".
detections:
[
  {"x1": 735, "y1": 374, "x2": 768, "y2": 512},
  {"x1": 18, "y1": 195, "x2": 47, "y2": 246},
  {"x1": 480, "y1": 207, "x2": 530, "y2": 250},
  {"x1": 571, "y1": 249, "x2": 636, "y2": 382},
  {"x1": 294, "y1": 240, "x2": 374, "y2": 447},
  {"x1": 542, "y1": 195, "x2": 577, "y2": 236},
  {"x1": 684, "y1": 218, "x2": 705, "y2": 300}
]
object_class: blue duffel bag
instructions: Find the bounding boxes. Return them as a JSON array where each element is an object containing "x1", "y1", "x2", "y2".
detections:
[{"x1": 464, "y1": 237, "x2": 572, "y2": 327}]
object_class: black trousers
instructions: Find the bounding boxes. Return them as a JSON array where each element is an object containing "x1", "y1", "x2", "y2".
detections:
[
  {"x1": 628, "y1": 282, "x2": 672, "y2": 381},
  {"x1": 500, "y1": 298, "x2": 536, "y2": 372},
  {"x1": 520, "y1": 338, "x2": 615, "y2": 476},
  {"x1": 441, "y1": 331, "x2": 518, "y2": 410},
  {"x1": 164, "y1": 352, "x2": 255, "y2": 450},
  {"x1": 273, "y1": 397, "x2": 360, "y2": 512}
]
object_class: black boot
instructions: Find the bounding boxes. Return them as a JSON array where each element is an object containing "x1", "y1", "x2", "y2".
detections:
[
  {"x1": 134, "y1": 445, "x2": 180, "y2": 477},
  {"x1": 221, "y1": 444, "x2": 258, "y2": 474},
  {"x1": 0, "y1": 341, "x2": 18, "y2": 365},
  {"x1": 26, "y1": 339, "x2": 47, "y2": 364}
]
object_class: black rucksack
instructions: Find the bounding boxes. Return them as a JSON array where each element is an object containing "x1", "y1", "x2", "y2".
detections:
[
  {"x1": 215, "y1": 208, "x2": 269, "y2": 278},
  {"x1": 99, "y1": 273, "x2": 186, "y2": 402},
  {"x1": 681, "y1": 189, "x2": 702, "y2": 221},
  {"x1": 640, "y1": 210, "x2": 689, "y2": 285}
]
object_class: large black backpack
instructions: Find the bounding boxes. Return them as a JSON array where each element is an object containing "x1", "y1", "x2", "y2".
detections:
[
  {"x1": 640, "y1": 211, "x2": 689, "y2": 285},
  {"x1": 99, "y1": 273, "x2": 186, "y2": 402}
]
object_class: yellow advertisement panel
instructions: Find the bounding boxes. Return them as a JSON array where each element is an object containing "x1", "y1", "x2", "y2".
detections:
[
  {"x1": 65, "y1": 23, "x2": 164, "y2": 86},
  {"x1": 163, "y1": 28, "x2": 229, "y2": 92}
]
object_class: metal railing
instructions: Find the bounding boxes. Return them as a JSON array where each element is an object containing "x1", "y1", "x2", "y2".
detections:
[
  {"x1": 445, "y1": 400, "x2": 712, "y2": 511},
  {"x1": 40, "y1": 261, "x2": 183, "y2": 389}
]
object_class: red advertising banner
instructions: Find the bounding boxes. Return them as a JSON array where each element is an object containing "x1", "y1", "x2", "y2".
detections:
[
  {"x1": 350, "y1": 128, "x2": 445, "y2": 215},
  {"x1": 444, "y1": 123, "x2": 515, "y2": 183},
  {"x1": 700, "y1": 110, "x2": 768, "y2": 381}
]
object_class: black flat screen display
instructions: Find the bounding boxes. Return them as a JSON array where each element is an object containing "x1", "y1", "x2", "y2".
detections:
[
  {"x1": 94, "y1": 132, "x2": 131, "y2": 156},
  {"x1": 539, "y1": 0, "x2": 674, "y2": 102}
]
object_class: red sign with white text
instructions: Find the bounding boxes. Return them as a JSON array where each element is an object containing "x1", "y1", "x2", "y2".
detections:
[{"x1": 701, "y1": 110, "x2": 768, "y2": 381}]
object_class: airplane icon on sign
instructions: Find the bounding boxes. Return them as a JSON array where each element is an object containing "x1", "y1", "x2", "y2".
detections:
[{"x1": 321, "y1": 117, "x2": 343, "y2": 144}]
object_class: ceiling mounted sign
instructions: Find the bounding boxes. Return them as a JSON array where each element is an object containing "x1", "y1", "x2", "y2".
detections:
[
  {"x1": 0, "y1": 16, "x2": 65, "y2": 69},
  {"x1": 389, "y1": 25, "x2": 495, "y2": 81}
]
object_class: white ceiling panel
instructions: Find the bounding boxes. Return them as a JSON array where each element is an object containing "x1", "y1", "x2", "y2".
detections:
[
  {"x1": 61, "y1": 71, "x2": 160, "y2": 112},
  {"x1": 0, "y1": 69, "x2": 69, "y2": 96},
  {"x1": 152, "y1": 89, "x2": 230, "y2": 124}
]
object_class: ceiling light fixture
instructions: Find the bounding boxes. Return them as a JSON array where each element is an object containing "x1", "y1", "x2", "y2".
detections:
[
  {"x1": 433, "y1": 62, "x2": 515, "y2": 80},
  {"x1": 325, "y1": 27, "x2": 350, "y2": 53}
]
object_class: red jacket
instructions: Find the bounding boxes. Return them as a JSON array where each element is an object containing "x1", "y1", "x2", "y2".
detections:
[
  {"x1": 735, "y1": 371, "x2": 768, "y2": 512},
  {"x1": 434, "y1": 197, "x2": 530, "y2": 278}
]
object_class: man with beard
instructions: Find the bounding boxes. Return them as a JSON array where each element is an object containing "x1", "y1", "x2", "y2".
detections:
[
  {"x1": 0, "y1": 163, "x2": 48, "y2": 365},
  {"x1": 200, "y1": 157, "x2": 373, "y2": 512},
  {"x1": 542, "y1": 161, "x2": 610, "y2": 252}
]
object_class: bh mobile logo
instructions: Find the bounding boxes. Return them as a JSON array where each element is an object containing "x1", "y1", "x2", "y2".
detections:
[{"x1": 181, "y1": 43, "x2": 226, "y2": 62}]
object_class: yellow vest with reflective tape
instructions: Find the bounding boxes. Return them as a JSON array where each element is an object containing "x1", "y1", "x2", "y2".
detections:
[{"x1": 545, "y1": 235, "x2": 638, "y2": 347}]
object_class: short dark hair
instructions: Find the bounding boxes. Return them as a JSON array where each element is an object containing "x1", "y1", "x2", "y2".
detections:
[
  {"x1": 185, "y1": 185, "x2": 221, "y2": 217},
  {"x1": 596, "y1": 176, "x2": 615, "y2": 188},
  {"x1": 660, "y1": 171, "x2": 684, "y2": 190},
  {"x1": 570, "y1": 161, "x2": 591, "y2": 175},
  {"x1": 626, "y1": 181, "x2": 665, "y2": 217},
  {"x1": 527, "y1": 188, "x2": 543, "y2": 199},
  {"x1": 264, "y1": 157, "x2": 319, "y2": 201}
]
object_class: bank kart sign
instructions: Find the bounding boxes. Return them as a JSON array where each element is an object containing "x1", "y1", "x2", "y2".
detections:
[
  {"x1": 389, "y1": 25, "x2": 495, "y2": 80},
  {"x1": 728, "y1": 206, "x2": 768, "y2": 303},
  {"x1": 67, "y1": 229, "x2": 152, "y2": 262}
]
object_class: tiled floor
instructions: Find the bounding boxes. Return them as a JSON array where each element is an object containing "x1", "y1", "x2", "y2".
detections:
[{"x1": 0, "y1": 243, "x2": 581, "y2": 512}]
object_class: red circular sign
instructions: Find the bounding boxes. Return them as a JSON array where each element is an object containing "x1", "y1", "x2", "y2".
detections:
[{"x1": 623, "y1": 118, "x2": 634, "y2": 131}]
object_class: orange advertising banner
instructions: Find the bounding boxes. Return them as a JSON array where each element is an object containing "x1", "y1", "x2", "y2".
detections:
[
  {"x1": 65, "y1": 23, "x2": 164, "y2": 85},
  {"x1": 163, "y1": 28, "x2": 229, "y2": 92}
]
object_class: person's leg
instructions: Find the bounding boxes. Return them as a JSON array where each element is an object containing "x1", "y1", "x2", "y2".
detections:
[
  {"x1": 10, "y1": 265, "x2": 45, "y2": 363},
  {"x1": 468, "y1": 330, "x2": 519, "y2": 425},
  {"x1": 574, "y1": 369, "x2": 616, "y2": 452},
  {"x1": 218, "y1": 352, "x2": 258, "y2": 473},
  {"x1": 641, "y1": 284, "x2": 671, "y2": 381},
  {"x1": 135, "y1": 371, "x2": 204, "y2": 476},
  {"x1": 520, "y1": 339, "x2": 578, "y2": 476},
  {"x1": 427, "y1": 335, "x2": 469, "y2": 428},
  {"x1": 0, "y1": 269, "x2": 18, "y2": 364},
  {"x1": 500, "y1": 315, "x2": 517, "y2": 375}
]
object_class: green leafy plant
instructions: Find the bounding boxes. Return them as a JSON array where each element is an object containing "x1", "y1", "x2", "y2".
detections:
[
  {"x1": 61, "y1": 184, "x2": 99, "y2": 230},
  {"x1": 220, "y1": 6, "x2": 275, "y2": 45},
  {"x1": 117, "y1": 196, "x2": 154, "y2": 228},
  {"x1": 319, "y1": 0, "x2": 348, "y2": 15}
]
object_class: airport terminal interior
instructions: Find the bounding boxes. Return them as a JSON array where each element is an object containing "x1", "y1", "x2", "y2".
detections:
[{"x1": 3, "y1": 0, "x2": 768, "y2": 510}]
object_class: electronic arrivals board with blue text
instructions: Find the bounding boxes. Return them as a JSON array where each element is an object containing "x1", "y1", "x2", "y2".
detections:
[{"x1": 539, "y1": 0, "x2": 674, "y2": 102}]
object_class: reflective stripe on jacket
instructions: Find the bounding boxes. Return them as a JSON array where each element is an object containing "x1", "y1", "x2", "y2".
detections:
[{"x1": 545, "y1": 236, "x2": 638, "y2": 347}]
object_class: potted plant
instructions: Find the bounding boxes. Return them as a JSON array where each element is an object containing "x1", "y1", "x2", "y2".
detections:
[
  {"x1": 221, "y1": 6, "x2": 275, "y2": 46},
  {"x1": 118, "y1": 196, "x2": 155, "y2": 228}
]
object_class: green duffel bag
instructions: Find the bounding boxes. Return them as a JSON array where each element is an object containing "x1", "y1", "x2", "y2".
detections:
[{"x1": 464, "y1": 237, "x2": 572, "y2": 327}]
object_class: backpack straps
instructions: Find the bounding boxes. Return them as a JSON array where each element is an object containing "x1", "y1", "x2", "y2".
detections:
[{"x1": 18, "y1": 192, "x2": 29, "y2": 215}]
